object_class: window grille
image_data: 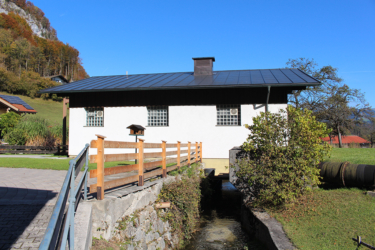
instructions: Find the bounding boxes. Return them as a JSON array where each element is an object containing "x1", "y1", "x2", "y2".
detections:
[
  {"x1": 86, "y1": 108, "x2": 104, "y2": 127},
  {"x1": 217, "y1": 105, "x2": 241, "y2": 126},
  {"x1": 147, "y1": 106, "x2": 168, "y2": 126}
]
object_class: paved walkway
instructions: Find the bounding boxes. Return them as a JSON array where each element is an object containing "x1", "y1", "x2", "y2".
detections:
[
  {"x1": 0, "y1": 167, "x2": 137, "y2": 249},
  {"x1": 0, "y1": 168, "x2": 74, "y2": 250}
]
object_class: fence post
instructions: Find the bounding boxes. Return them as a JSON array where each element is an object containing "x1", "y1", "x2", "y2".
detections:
[
  {"x1": 138, "y1": 139, "x2": 144, "y2": 186},
  {"x1": 177, "y1": 141, "x2": 181, "y2": 169},
  {"x1": 195, "y1": 141, "x2": 198, "y2": 163},
  {"x1": 162, "y1": 141, "x2": 167, "y2": 178},
  {"x1": 96, "y1": 134, "x2": 106, "y2": 200},
  {"x1": 62, "y1": 98, "x2": 69, "y2": 154},
  {"x1": 200, "y1": 142, "x2": 202, "y2": 163},
  {"x1": 187, "y1": 141, "x2": 191, "y2": 166}
]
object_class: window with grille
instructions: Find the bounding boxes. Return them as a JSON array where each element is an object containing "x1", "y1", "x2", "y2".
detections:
[
  {"x1": 216, "y1": 105, "x2": 241, "y2": 126},
  {"x1": 85, "y1": 108, "x2": 104, "y2": 127},
  {"x1": 147, "y1": 106, "x2": 168, "y2": 126}
]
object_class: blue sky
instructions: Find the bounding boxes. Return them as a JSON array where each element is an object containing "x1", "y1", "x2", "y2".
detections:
[{"x1": 33, "y1": 0, "x2": 375, "y2": 106}]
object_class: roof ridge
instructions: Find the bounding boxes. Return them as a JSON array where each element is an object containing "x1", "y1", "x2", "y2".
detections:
[{"x1": 90, "y1": 68, "x2": 301, "y2": 78}]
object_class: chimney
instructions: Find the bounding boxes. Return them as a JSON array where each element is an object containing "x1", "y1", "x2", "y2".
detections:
[{"x1": 192, "y1": 57, "x2": 215, "y2": 76}]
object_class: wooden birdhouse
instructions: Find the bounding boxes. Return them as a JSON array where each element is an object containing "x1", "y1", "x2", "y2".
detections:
[{"x1": 127, "y1": 124, "x2": 145, "y2": 136}]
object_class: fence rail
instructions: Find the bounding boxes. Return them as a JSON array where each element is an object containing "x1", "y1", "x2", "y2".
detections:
[
  {"x1": 89, "y1": 134, "x2": 202, "y2": 200},
  {"x1": 0, "y1": 145, "x2": 68, "y2": 154},
  {"x1": 39, "y1": 144, "x2": 89, "y2": 250}
]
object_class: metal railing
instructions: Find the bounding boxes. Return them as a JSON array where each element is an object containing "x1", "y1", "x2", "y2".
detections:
[{"x1": 39, "y1": 143, "x2": 89, "y2": 250}]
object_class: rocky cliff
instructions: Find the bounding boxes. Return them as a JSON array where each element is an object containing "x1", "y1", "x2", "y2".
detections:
[{"x1": 0, "y1": 0, "x2": 57, "y2": 40}]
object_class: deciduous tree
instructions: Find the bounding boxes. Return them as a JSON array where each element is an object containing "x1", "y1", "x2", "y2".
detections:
[{"x1": 287, "y1": 58, "x2": 372, "y2": 147}]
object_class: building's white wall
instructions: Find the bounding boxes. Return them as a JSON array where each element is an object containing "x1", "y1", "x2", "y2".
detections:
[{"x1": 69, "y1": 104, "x2": 287, "y2": 158}]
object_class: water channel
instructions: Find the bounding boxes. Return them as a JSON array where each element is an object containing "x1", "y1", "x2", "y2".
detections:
[{"x1": 183, "y1": 180, "x2": 266, "y2": 250}]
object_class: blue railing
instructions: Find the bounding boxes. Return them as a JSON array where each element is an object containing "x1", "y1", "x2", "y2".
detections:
[{"x1": 39, "y1": 143, "x2": 89, "y2": 250}]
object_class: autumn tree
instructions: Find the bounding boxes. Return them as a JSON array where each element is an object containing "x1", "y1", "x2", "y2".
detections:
[
  {"x1": 286, "y1": 58, "x2": 372, "y2": 147},
  {"x1": 314, "y1": 84, "x2": 370, "y2": 147}
]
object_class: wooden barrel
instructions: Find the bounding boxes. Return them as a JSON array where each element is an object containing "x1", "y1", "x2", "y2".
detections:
[
  {"x1": 357, "y1": 164, "x2": 375, "y2": 187},
  {"x1": 340, "y1": 162, "x2": 357, "y2": 187},
  {"x1": 320, "y1": 162, "x2": 375, "y2": 187},
  {"x1": 320, "y1": 162, "x2": 343, "y2": 185}
]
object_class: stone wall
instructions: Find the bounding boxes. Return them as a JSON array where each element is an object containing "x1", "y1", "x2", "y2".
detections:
[
  {"x1": 90, "y1": 175, "x2": 185, "y2": 249},
  {"x1": 113, "y1": 205, "x2": 178, "y2": 250}
]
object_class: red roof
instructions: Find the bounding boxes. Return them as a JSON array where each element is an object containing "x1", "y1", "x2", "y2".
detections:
[
  {"x1": 12, "y1": 104, "x2": 37, "y2": 113},
  {"x1": 0, "y1": 95, "x2": 37, "y2": 114},
  {"x1": 321, "y1": 135, "x2": 370, "y2": 144}
]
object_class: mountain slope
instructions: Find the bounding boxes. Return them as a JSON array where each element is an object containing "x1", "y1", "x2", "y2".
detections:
[
  {"x1": 0, "y1": 91, "x2": 66, "y2": 125},
  {"x1": 0, "y1": 0, "x2": 57, "y2": 40}
]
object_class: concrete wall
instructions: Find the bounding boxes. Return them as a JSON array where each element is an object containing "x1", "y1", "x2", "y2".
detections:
[
  {"x1": 69, "y1": 104, "x2": 287, "y2": 161},
  {"x1": 202, "y1": 158, "x2": 229, "y2": 175}
]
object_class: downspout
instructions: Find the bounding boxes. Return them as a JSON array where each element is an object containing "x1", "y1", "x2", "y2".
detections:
[{"x1": 266, "y1": 86, "x2": 271, "y2": 112}]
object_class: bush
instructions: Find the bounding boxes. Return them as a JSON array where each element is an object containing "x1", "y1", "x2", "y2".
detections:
[
  {"x1": 234, "y1": 106, "x2": 331, "y2": 208},
  {"x1": 156, "y1": 168, "x2": 201, "y2": 247},
  {"x1": 0, "y1": 111, "x2": 20, "y2": 137},
  {"x1": 4, "y1": 115, "x2": 65, "y2": 146}
]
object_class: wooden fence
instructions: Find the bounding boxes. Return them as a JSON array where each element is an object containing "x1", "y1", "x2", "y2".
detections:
[
  {"x1": 0, "y1": 145, "x2": 68, "y2": 155},
  {"x1": 89, "y1": 134, "x2": 202, "y2": 200}
]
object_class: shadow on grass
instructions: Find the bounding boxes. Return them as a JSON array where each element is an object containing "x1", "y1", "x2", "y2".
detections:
[{"x1": 318, "y1": 182, "x2": 371, "y2": 192}]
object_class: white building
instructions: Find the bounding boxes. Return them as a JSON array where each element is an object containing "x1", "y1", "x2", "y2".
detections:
[{"x1": 41, "y1": 57, "x2": 320, "y2": 174}]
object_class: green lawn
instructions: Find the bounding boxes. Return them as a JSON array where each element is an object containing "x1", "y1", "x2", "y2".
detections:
[
  {"x1": 0, "y1": 157, "x2": 177, "y2": 171},
  {"x1": 0, "y1": 157, "x2": 134, "y2": 171},
  {"x1": 324, "y1": 148, "x2": 375, "y2": 165},
  {"x1": 268, "y1": 188, "x2": 375, "y2": 250},
  {"x1": 0, "y1": 91, "x2": 66, "y2": 125}
]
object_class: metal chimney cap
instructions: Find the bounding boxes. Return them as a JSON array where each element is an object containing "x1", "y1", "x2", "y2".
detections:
[{"x1": 192, "y1": 57, "x2": 215, "y2": 62}]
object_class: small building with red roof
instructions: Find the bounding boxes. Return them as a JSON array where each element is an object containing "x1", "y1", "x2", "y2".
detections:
[
  {"x1": 321, "y1": 135, "x2": 370, "y2": 148},
  {"x1": 0, "y1": 94, "x2": 37, "y2": 115}
]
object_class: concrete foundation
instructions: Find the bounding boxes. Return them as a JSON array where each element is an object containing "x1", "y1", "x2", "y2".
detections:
[{"x1": 203, "y1": 158, "x2": 229, "y2": 175}]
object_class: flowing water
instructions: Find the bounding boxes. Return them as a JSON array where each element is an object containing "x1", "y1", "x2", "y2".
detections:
[{"x1": 183, "y1": 180, "x2": 266, "y2": 250}]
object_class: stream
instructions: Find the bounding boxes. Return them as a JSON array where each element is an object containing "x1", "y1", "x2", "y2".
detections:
[{"x1": 183, "y1": 180, "x2": 266, "y2": 250}]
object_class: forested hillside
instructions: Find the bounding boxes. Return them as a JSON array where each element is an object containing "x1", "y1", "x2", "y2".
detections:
[{"x1": 0, "y1": 0, "x2": 88, "y2": 100}]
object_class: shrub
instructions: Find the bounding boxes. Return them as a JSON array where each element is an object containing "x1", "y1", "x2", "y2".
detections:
[
  {"x1": 348, "y1": 142, "x2": 360, "y2": 148},
  {"x1": 234, "y1": 106, "x2": 331, "y2": 208},
  {"x1": 0, "y1": 111, "x2": 20, "y2": 137},
  {"x1": 156, "y1": 167, "x2": 201, "y2": 246},
  {"x1": 4, "y1": 115, "x2": 64, "y2": 146}
]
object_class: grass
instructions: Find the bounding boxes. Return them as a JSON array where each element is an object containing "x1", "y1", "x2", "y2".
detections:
[
  {"x1": 168, "y1": 162, "x2": 199, "y2": 177},
  {"x1": 0, "y1": 91, "x2": 66, "y2": 125},
  {"x1": 267, "y1": 188, "x2": 375, "y2": 250},
  {"x1": 0, "y1": 157, "x2": 134, "y2": 171},
  {"x1": 0, "y1": 157, "x2": 181, "y2": 171},
  {"x1": 324, "y1": 148, "x2": 375, "y2": 165}
]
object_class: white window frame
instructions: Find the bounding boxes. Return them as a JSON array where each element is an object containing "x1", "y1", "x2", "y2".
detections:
[
  {"x1": 216, "y1": 105, "x2": 241, "y2": 126},
  {"x1": 147, "y1": 106, "x2": 168, "y2": 127},
  {"x1": 85, "y1": 108, "x2": 104, "y2": 127}
]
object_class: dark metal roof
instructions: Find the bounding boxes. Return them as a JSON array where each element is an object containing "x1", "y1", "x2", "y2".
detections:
[
  {"x1": 46, "y1": 75, "x2": 69, "y2": 83},
  {"x1": 126, "y1": 124, "x2": 146, "y2": 130},
  {"x1": 39, "y1": 68, "x2": 320, "y2": 94},
  {"x1": 0, "y1": 95, "x2": 34, "y2": 110}
]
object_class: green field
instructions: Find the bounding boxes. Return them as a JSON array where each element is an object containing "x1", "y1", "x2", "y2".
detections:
[
  {"x1": 0, "y1": 91, "x2": 66, "y2": 125},
  {"x1": 268, "y1": 188, "x2": 375, "y2": 250},
  {"x1": 324, "y1": 148, "x2": 375, "y2": 165},
  {"x1": 0, "y1": 157, "x2": 134, "y2": 171}
]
